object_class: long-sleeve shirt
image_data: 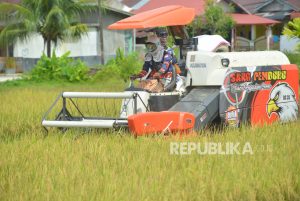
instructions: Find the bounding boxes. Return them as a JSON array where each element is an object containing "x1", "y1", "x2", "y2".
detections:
[{"x1": 138, "y1": 51, "x2": 174, "y2": 79}]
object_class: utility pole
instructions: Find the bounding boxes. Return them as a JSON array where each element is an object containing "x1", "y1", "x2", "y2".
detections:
[{"x1": 98, "y1": 0, "x2": 104, "y2": 64}]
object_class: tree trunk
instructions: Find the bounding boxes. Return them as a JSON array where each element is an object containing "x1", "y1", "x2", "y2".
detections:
[
  {"x1": 98, "y1": 0, "x2": 104, "y2": 64},
  {"x1": 43, "y1": 39, "x2": 46, "y2": 53},
  {"x1": 47, "y1": 39, "x2": 51, "y2": 58}
]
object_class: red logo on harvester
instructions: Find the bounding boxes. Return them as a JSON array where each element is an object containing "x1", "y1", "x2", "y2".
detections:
[
  {"x1": 230, "y1": 71, "x2": 286, "y2": 83},
  {"x1": 230, "y1": 72, "x2": 251, "y2": 83}
]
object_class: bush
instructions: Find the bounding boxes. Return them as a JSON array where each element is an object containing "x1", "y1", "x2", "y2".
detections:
[
  {"x1": 284, "y1": 51, "x2": 300, "y2": 81},
  {"x1": 285, "y1": 52, "x2": 300, "y2": 66},
  {"x1": 93, "y1": 48, "x2": 142, "y2": 82},
  {"x1": 28, "y1": 51, "x2": 90, "y2": 82},
  {"x1": 187, "y1": 0, "x2": 234, "y2": 38}
]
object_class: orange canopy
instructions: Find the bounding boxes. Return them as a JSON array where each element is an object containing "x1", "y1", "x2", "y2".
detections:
[{"x1": 107, "y1": 5, "x2": 195, "y2": 30}]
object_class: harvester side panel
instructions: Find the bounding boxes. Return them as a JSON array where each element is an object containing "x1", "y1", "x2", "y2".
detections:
[
  {"x1": 168, "y1": 87, "x2": 220, "y2": 130},
  {"x1": 220, "y1": 64, "x2": 299, "y2": 126},
  {"x1": 186, "y1": 51, "x2": 290, "y2": 86}
]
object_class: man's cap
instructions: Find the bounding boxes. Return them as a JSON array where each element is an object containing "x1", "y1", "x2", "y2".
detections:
[{"x1": 156, "y1": 28, "x2": 168, "y2": 37}]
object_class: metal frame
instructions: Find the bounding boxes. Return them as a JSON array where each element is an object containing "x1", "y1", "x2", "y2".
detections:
[{"x1": 42, "y1": 91, "x2": 142, "y2": 131}]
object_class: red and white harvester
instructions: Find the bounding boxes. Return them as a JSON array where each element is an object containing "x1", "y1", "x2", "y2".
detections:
[{"x1": 42, "y1": 6, "x2": 299, "y2": 136}]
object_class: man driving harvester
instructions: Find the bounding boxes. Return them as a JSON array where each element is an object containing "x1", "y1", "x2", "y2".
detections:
[{"x1": 131, "y1": 35, "x2": 175, "y2": 92}]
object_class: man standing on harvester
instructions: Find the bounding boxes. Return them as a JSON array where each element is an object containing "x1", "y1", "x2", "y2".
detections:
[{"x1": 156, "y1": 28, "x2": 184, "y2": 92}]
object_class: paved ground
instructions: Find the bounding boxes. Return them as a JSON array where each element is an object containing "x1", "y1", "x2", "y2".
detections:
[{"x1": 0, "y1": 74, "x2": 22, "y2": 82}]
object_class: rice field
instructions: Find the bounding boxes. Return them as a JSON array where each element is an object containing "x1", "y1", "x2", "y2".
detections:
[{"x1": 0, "y1": 80, "x2": 299, "y2": 201}]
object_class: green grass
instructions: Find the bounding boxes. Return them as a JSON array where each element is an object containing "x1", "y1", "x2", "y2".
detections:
[
  {"x1": 284, "y1": 52, "x2": 300, "y2": 81},
  {"x1": 0, "y1": 80, "x2": 300, "y2": 201}
]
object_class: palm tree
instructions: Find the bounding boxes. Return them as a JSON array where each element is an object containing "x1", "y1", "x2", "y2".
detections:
[
  {"x1": 0, "y1": 0, "x2": 97, "y2": 57},
  {"x1": 283, "y1": 18, "x2": 300, "y2": 38}
]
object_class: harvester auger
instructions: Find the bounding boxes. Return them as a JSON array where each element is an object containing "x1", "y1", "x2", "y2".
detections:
[{"x1": 42, "y1": 5, "x2": 299, "y2": 136}]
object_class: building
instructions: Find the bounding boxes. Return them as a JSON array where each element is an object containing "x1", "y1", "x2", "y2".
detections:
[
  {"x1": 122, "y1": 0, "x2": 299, "y2": 51},
  {"x1": 226, "y1": 0, "x2": 300, "y2": 51},
  {"x1": 0, "y1": 0, "x2": 133, "y2": 72},
  {"x1": 228, "y1": 0, "x2": 300, "y2": 20}
]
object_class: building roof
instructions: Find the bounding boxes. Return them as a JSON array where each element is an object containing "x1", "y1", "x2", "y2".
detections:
[
  {"x1": 227, "y1": 0, "x2": 300, "y2": 21},
  {"x1": 231, "y1": 13, "x2": 280, "y2": 25},
  {"x1": 122, "y1": 0, "x2": 150, "y2": 10},
  {"x1": 0, "y1": 0, "x2": 131, "y2": 16},
  {"x1": 229, "y1": 0, "x2": 299, "y2": 14},
  {"x1": 290, "y1": 11, "x2": 300, "y2": 19},
  {"x1": 286, "y1": 0, "x2": 300, "y2": 10},
  {"x1": 0, "y1": 0, "x2": 21, "y2": 3},
  {"x1": 132, "y1": 0, "x2": 206, "y2": 15},
  {"x1": 122, "y1": 0, "x2": 142, "y2": 7},
  {"x1": 230, "y1": 0, "x2": 267, "y2": 14},
  {"x1": 104, "y1": 6, "x2": 132, "y2": 16}
]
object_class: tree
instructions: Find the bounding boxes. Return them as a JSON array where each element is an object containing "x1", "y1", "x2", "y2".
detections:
[
  {"x1": 0, "y1": 0, "x2": 96, "y2": 57},
  {"x1": 283, "y1": 18, "x2": 300, "y2": 38},
  {"x1": 187, "y1": 0, "x2": 234, "y2": 39},
  {"x1": 283, "y1": 18, "x2": 300, "y2": 51}
]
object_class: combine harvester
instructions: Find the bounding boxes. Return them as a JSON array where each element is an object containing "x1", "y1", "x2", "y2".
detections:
[{"x1": 42, "y1": 5, "x2": 299, "y2": 135}]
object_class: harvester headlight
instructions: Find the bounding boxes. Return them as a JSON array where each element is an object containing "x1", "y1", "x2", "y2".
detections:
[{"x1": 221, "y1": 58, "x2": 230, "y2": 67}]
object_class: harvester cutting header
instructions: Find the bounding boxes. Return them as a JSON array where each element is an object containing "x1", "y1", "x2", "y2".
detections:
[{"x1": 42, "y1": 5, "x2": 299, "y2": 136}]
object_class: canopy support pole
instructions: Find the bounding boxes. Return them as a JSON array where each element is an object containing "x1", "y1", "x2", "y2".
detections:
[
  {"x1": 231, "y1": 27, "x2": 236, "y2": 52},
  {"x1": 266, "y1": 25, "x2": 272, "y2": 51},
  {"x1": 133, "y1": 29, "x2": 136, "y2": 52},
  {"x1": 251, "y1": 25, "x2": 256, "y2": 50}
]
